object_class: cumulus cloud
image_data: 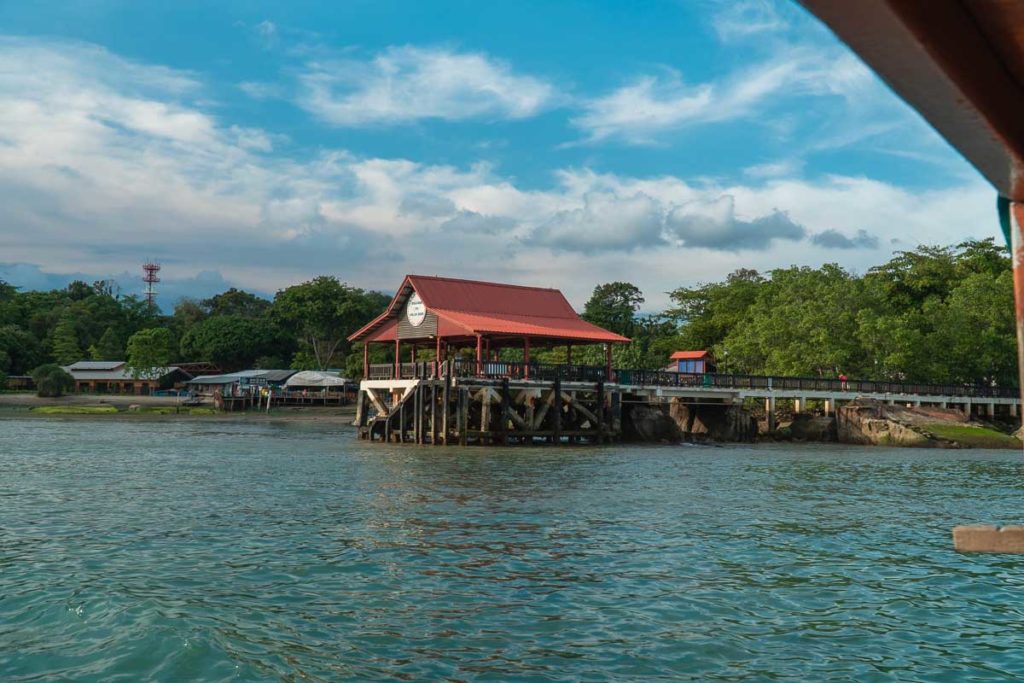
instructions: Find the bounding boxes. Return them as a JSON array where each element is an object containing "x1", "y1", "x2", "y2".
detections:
[
  {"x1": 810, "y1": 229, "x2": 880, "y2": 249},
  {"x1": 0, "y1": 37, "x2": 996, "y2": 310},
  {"x1": 298, "y1": 45, "x2": 555, "y2": 126},
  {"x1": 666, "y1": 197, "x2": 805, "y2": 250}
]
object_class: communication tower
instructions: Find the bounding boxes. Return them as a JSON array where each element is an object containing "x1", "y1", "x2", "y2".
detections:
[{"x1": 142, "y1": 261, "x2": 161, "y2": 307}]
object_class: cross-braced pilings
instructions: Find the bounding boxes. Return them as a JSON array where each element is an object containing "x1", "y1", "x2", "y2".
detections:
[{"x1": 356, "y1": 374, "x2": 622, "y2": 446}]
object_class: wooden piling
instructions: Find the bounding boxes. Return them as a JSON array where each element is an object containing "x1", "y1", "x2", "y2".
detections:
[
  {"x1": 552, "y1": 378, "x2": 562, "y2": 445},
  {"x1": 430, "y1": 382, "x2": 438, "y2": 445},
  {"x1": 500, "y1": 378, "x2": 510, "y2": 446},
  {"x1": 458, "y1": 386, "x2": 468, "y2": 446},
  {"x1": 442, "y1": 375, "x2": 450, "y2": 446}
]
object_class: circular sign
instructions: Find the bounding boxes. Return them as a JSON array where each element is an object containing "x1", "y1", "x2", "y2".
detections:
[{"x1": 406, "y1": 292, "x2": 426, "y2": 327}]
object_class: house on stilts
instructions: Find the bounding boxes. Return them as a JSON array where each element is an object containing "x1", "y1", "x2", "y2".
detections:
[{"x1": 348, "y1": 275, "x2": 630, "y2": 446}]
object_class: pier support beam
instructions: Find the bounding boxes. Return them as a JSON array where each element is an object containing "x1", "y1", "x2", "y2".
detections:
[
  {"x1": 765, "y1": 396, "x2": 776, "y2": 432},
  {"x1": 1011, "y1": 403, "x2": 1018, "y2": 418}
]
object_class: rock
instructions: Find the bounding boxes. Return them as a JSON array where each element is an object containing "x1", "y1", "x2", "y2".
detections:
[
  {"x1": 776, "y1": 414, "x2": 836, "y2": 442},
  {"x1": 837, "y1": 399, "x2": 968, "y2": 447},
  {"x1": 626, "y1": 404, "x2": 682, "y2": 443},
  {"x1": 127, "y1": 404, "x2": 141, "y2": 412},
  {"x1": 669, "y1": 400, "x2": 757, "y2": 443}
]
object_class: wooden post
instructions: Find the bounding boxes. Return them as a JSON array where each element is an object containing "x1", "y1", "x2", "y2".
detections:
[
  {"x1": 611, "y1": 391, "x2": 621, "y2": 438},
  {"x1": 480, "y1": 389, "x2": 490, "y2": 445},
  {"x1": 476, "y1": 335, "x2": 483, "y2": 376},
  {"x1": 552, "y1": 378, "x2": 562, "y2": 445},
  {"x1": 363, "y1": 342, "x2": 369, "y2": 379},
  {"x1": 431, "y1": 382, "x2": 438, "y2": 445},
  {"x1": 442, "y1": 374, "x2": 451, "y2": 445},
  {"x1": 411, "y1": 385, "x2": 419, "y2": 444},
  {"x1": 394, "y1": 339, "x2": 401, "y2": 379},
  {"x1": 595, "y1": 381, "x2": 605, "y2": 444},
  {"x1": 458, "y1": 387, "x2": 468, "y2": 446},
  {"x1": 435, "y1": 336, "x2": 441, "y2": 378},
  {"x1": 606, "y1": 343, "x2": 613, "y2": 381},
  {"x1": 500, "y1": 378, "x2": 510, "y2": 446},
  {"x1": 524, "y1": 338, "x2": 530, "y2": 380},
  {"x1": 399, "y1": 390, "x2": 406, "y2": 443}
]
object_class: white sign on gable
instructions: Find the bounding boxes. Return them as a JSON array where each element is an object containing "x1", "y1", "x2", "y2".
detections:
[{"x1": 406, "y1": 292, "x2": 426, "y2": 327}]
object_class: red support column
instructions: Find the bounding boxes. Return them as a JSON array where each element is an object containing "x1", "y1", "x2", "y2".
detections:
[
  {"x1": 476, "y1": 335, "x2": 483, "y2": 376},
  {"x1": 606, "y1": 343, "x2": 613, "y2": 381},
  {"x1": 1011, "y1": 202, "x2": 1024, "y2": 411},
  {"x1": 524, "y1": 337, "x2": 531, "y2": 379},
  {"x1": 394, "y1": 339, "x2": 400, "y2": 378},
  {"x1": 363, "y1": 342, "x2": 369, "y2": 379}
]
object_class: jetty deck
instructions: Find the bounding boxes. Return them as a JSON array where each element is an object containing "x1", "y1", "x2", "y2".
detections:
[{"x1": 356, "y1": 359, "x2": 1020, "y2": 445}]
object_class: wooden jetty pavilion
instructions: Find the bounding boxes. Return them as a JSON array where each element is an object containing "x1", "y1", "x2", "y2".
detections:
[
  {"x1": 349, "y1": 275, "x2": 1021, "y2": 446},
  {"x1": 348, "y1": 275, "x2": 631, "y2": 445}
]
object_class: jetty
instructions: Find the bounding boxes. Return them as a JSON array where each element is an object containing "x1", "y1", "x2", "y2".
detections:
[{"x1": 350, "y1": 275, "x2": 1019, "y2": 446}]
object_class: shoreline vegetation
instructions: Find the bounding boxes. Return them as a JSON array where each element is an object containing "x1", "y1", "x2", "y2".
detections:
[
  {"x1": 0, "y1": 393, "x2": 356, "y2": 422},
  {"x1": 0, "y1": 239, "x2": 1018, "y2": 391}
]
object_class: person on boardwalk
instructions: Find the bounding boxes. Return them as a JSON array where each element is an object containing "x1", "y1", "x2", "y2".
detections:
[{"x1": 839, "y1": 373, "x2": 848, "y2": 391}]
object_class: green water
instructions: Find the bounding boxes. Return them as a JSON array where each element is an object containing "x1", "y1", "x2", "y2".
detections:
[{"x1": 2, "y1": 418, "x2": 1024, "y2": 681}]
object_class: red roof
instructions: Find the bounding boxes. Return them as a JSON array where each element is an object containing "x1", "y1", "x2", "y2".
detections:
[
  {"x1": 670, "y1": 350, "x2": 711, "y2": 360},
  {"x1": 349, "y1": 275, "x2": 630, "y2": 344}
]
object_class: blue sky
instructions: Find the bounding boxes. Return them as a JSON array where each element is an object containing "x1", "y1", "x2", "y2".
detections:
[{"x1": 0, "y1": 0, "x2": 997, "y2": 310}]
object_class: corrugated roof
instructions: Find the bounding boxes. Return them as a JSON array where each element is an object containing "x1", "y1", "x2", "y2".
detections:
[
  {"x1": 350, "y1": 275, "x2": 630, "y2": 343},
  {"x1": 187, "y1": 369, "x2": 297, "y2": 385},
  {"x1": 670, "y1": 351, "x2": 711, "y2": 360},
  {"x1": 63, "y1": 366, "x2": 182, "y2": 381},
  {"x1": 67, "y1": 361, "x2": 125, "y2": 371}
]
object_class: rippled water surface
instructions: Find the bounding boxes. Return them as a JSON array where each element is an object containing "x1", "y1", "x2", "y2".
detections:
[{"x1": 3, "y1": 417, "x2": 1024, "y2": 681}]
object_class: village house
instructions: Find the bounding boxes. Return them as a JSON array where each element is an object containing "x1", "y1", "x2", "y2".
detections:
[{"x1": 62, "y1": 361, "x2": 192, "y2": 395}]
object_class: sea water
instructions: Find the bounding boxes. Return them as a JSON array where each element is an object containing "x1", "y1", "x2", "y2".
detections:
[{"x1": 2, "y1": 417, "x2": 1024, "y2": 681}]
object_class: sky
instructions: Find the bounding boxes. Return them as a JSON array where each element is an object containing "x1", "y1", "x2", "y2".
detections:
[{"x1": 0, "y1": 0, "x2": 999, "y2": 311}]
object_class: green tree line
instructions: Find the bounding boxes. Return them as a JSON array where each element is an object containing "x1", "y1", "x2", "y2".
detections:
[
  {"x1": 569, "y1": 238, "x2": 1015, "y2": 386},
  {"x1": 0, "y1": 239, "x2": 1015, "y2": 386}
]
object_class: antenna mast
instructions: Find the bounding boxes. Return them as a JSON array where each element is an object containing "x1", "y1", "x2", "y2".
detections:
[{"x1": 142, "y1": 261, "x2": 161, "y2": 308}]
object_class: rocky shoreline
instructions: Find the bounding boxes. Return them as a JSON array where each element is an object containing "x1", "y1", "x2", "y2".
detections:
[{"x1": 625, "y1": 398, "x2": 1022, "y2": 449}]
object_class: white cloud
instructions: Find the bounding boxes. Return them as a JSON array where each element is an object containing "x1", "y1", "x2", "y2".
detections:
[
  {"x1": 297, "y1": 45, "x2": 555, "y2": 126},
  {"x1": 572, "y1": 46, "x2": 878, "y2": 144},
  {"x1": 0, "y1": 37, "x2": 997, "y2": 311},
  {"x1": 712, "y1": 0, "x2": 787, "y2": 41}
]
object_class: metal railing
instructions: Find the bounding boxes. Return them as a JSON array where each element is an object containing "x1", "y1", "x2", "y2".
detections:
[{"x1": 364, "y1": 361, "x2": 1018, "y2": 398}]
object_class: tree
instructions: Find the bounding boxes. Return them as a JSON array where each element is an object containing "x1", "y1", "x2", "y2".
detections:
[
  {"x1": 126, "y1": 328, "x2": 174, "y2": 376},
  {"x1": 31, "y1": 363, "x2": 75, "y2": 397},
  {"x1": 202, "y1": 288, "x2": 271, "y2": 318},
  {"x1": 272, "y1": 277, "x2": 388, "y2": 370},
  {"x1": 582, "y1": 282, "x2": 645, "y2": 337},
  {"x1": 180, "y1": 315, "x2": 293, "y2": 371},
  {"x1": 50, "y1": 316, "x2": 82, "y2": 365},
  {"x1": 89, "y1": 327, "x2": 123, "y2": 361},
  {"x1": 0, "y1": 325, "x2": 43, "y2": 375}
]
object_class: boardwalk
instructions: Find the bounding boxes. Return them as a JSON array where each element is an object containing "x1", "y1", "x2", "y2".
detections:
[{"x1": 356, "y1": 360, "x2": 1020, "y2": 445}]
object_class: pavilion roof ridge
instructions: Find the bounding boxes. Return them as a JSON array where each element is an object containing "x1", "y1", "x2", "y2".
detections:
[{"x1": 406, "y1": 273, "x2": 562, "y2": 293}]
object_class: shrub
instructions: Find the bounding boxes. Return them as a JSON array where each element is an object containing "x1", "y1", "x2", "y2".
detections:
[
  {"x1": 0, "y1": 370, "x2": 7, "y2": 391},
  {"x1": 31, "y1": 364, "x2": 75, "y2": 398}
]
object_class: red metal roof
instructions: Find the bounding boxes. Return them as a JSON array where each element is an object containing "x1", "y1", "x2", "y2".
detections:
[
  {"x1": 670, "y1": 350, "x2": 711, "y2": 360},
  {"x1": 349, "y1": 274, "x2": 630, "y2": 343}
]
